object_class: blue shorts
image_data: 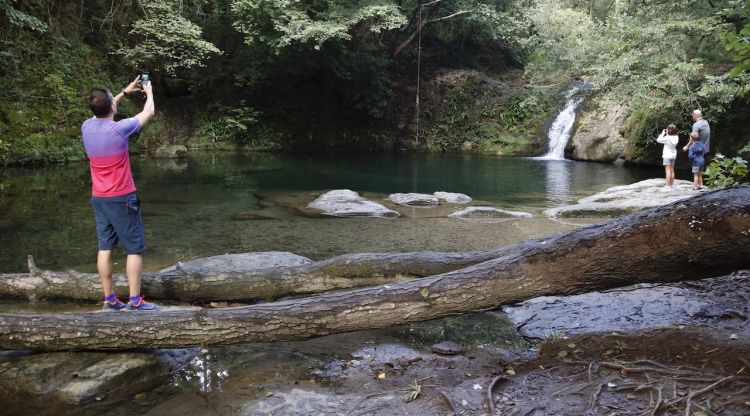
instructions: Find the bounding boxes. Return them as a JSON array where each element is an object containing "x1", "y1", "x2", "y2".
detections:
[
  {"x1": 91, "y1": 193, "x2": 147, "y2": 254},
  {"x1": 691, "y1": 164, "x2": 703, "y2": 174}
]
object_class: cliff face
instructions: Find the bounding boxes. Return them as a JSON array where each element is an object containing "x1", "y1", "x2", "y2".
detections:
[{"x1": 566, "y1": 96, "x2": 628, "y2": 162}]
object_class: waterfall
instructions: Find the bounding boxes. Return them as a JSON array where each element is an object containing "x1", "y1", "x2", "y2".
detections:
[{"x1": 536, "y1": 83, "x2": 587, "y2": 160}]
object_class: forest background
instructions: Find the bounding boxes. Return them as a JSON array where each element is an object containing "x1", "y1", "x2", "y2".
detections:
[{"x1": 0, "y1": 0, "x2": 748, "y2": 165}]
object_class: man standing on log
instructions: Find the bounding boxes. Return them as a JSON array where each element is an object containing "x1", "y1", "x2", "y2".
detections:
[
  {"x1": 683, "y1": 109, "x2": 711, "y2": 190},
  {"x1": 82, "y1": 76, "x2": 158, "y2": 311}
]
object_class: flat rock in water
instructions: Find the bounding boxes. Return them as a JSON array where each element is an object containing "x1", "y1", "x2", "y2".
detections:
[
  {"x1": 449, "y1": 206, "x2": 533, "y2": 221},
  {"x1": 544, "y1": 178, "x2": 697, "y2": 218},
  {"x1": 0, "y1": 348, "x2": 199, "y2": 405},
  {"x1": 308, "y1": 190, "x2": 400, "y2": 218},
  {"x1": 434, "y1": 191, "x2": 472, "y2": 204},
  {"x1": 430, "y1": 341, "x2": 465, "y2": 355},
  {"x1": 388, "y1": 193, "x2": 439, "y2": 207},
  {"x1": 160, "y1": 252, "x2": 312, "y2": 273}
]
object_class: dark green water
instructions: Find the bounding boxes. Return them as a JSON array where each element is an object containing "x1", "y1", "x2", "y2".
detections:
[{"x1": 0, "y1": 152, "x2": 661, "y2": 273}]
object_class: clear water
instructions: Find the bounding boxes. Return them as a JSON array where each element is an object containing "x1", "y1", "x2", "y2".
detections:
[
  {"x1": 0, "y1": 152, "x2": 661, "y2": 273},
  {"x1": 0, "y1": 151, "x2": 667, "y2": 415}
]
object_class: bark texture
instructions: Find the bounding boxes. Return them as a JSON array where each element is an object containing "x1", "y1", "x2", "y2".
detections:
[
  {"x1": 0, "y1": 249, "x2": 511, "y2": 302},
  {"x1": 0, "y1": 187, "x2": 748, "y2": 351}
]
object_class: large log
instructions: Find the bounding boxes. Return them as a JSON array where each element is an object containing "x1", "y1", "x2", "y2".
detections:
[
  {"x1": 0, "y1": 249, "x2": 511, "y2": 302},
  {"x1": 0, "y1": 187, "x2": 748, "y2": 351}
]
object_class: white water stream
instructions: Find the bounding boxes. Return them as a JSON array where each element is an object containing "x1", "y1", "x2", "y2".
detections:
[{"x1": 536, "y1": 85, "x2": 586, "y2": 160}]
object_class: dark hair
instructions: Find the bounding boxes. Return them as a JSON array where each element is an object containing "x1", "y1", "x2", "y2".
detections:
[
  {"x1": 88, "y1": 88, "x2": 113, "y2": 117},
  {"x1": 667, "y1": 124, "x2": 677, "y2": 135}
]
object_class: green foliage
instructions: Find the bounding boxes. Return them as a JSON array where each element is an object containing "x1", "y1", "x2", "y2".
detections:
[
  {"x1": 421, "y1": 74, "x2": 553, "y2": 153},
  {"x1": 704, "y1": 153, "x2": 749, "y2": 188},
  {"x1": 197, "y1": 103, "x2": 259, "y2": 144},
  {"x1": 116, "y1": 1, "x2": 221, "y2": 76},
  {"x1": 232, "y1": 0, "x2": 406, "y2": 51},
  {"x1": 0, "y1": 0, "x2": 47, "y2": 32},
  {"x1": 723, "y1": 0, "x2": 750, "y2": 78}
]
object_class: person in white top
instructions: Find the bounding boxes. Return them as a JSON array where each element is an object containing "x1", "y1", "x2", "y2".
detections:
[{"x1": 656, "y1": 124, "x2": 679, "y2": 187}]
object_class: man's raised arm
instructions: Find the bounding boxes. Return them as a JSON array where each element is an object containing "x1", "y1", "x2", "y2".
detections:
[{"x1": 135, "y1": 81, "x2": 155, "y2": 128}]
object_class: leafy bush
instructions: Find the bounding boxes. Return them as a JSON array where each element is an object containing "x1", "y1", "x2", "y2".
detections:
[
  {"x1": 704, "y1": 153, "x2": 749, "y2": 189},
  {"x1": 197, "y1": 103, "x2": 260, "y2": 145}
]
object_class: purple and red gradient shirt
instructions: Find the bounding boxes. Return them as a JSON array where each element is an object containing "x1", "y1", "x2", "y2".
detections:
[{"x1": 81, "y1": 117, "x2": 141, "y2": 197}]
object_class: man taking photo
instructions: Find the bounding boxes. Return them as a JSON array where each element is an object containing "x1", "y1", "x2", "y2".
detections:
[{"x1": 82, "y1": 75, "x2": 158, "y2": 311}]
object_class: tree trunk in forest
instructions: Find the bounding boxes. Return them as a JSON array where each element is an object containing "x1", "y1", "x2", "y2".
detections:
[
  {"x1": 0, "y1": 249, "x2": 513, "y2": 303},
  {"x1": 0, "y1": 187, "x2": 748, "y2": 351}
]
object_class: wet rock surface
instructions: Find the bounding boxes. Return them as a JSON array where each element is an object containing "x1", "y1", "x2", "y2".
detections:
[
  {"x1": 307, "y1": 190, "x2": 400, "y2": 218},
  {"x1": 159, "y1": 252, "x2": 312, "y2": 273},
  {"x1": 388, "y1": 193, "x2": 439, "y2": 207},
  {"x1": 0, "y1": 348, "x2": 198, "y2": 406},
  {"x1": 503, "y1": 271, "x2": 750, "y2": 339},
  {"x1": 430, "y1": 341, "x2": 465, "y2": 355},
  {"x1": 544, "y1": 178, "x2": 697, "y2": 218}
]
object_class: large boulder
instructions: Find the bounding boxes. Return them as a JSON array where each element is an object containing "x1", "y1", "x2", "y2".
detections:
[
  {"x1": 308, "y1": 190, "x2": 400, "y2": 218},
  {"x1": 433, "y1": 191, "x2": 472, "y2": 204},
  {"x1": 0, "y1": 348, "x2": 198, "y2": 405},
  {"x1": 160, "y1": 252, "x2": 313, "y2": 273},
  {"x1": 567, "y1": 97, "x2": 628, "y2": 162},
  {"x1": 388, "y1": 193, "x2": 439, "y2": 207},
  {"x1": 155, "y1": 145, "x2": 188, "y2": 159},
  {"x1": 544, "y1": 178, "x2": 696, "y2": 218}
]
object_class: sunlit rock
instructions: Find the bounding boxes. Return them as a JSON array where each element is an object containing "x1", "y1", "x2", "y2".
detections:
[
  {"x1": 544, "y1": 178, "x2": 696, "y2": 218},
  {"x1": 308, "y1": 190, "x2": 400, "y2": 218},
  {"x1": 388, "y1": 193, "x2": 439, "y2": 207},
  {"x1": 434, "y1": 191, "x2": 472, "y2": 204},
  {"x1": 449, "y1": 206, "x2": 533, "y2": 220}
]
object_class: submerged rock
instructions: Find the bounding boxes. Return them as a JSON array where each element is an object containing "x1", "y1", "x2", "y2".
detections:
[
  {"x1": 544, "y1": 178, "x2": 696, "y2": 218},
  {"x1": 434, "y1": 191, "x2": 472, "y2": 204},
  {"x1": 449, "y1": 206, "x2": 533, "y2": 220},
  {"x1": 388, "y1": 193, "x2": 439, "y2": 207},
  {"x1": 155, "y1": 145, "x2": 188, "y2": 159},
  {"x1": 308, "y1": 190, "x2": 400, "y2": 218},
  {"x1": 431, "y1": 341, "x2": 465, "y2": 356},
  {"x1": 0, "y1": 348, "x2": 198, "y2": 405},
  {"x1": 160, "y1": 252, "x2": 312, "y2": 273}
]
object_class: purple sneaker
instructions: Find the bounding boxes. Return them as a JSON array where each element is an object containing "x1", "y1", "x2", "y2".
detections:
[
  {"x1": 127, "y1": 297, "x2": 159, "y2": 311},
  {"x1": 102, "y1": 297, "x2": 127, "y2": 312}
]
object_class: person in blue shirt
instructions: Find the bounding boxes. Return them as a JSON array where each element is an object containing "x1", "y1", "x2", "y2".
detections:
[{"x1": 683, "y1": 110, "x2": 710, "y2": 190}]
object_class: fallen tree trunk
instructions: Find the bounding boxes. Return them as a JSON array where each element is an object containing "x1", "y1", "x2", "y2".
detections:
[
  {"x1": 0, "y1": 249, "x2": 513, "y2": 302},
  {"x1": 0, "y1": 187, "x2": 748, "y2": 351}
]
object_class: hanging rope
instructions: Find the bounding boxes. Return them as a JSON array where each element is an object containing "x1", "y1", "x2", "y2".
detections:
[{"x1": 415, "y1": 4, "x2": 423, "y2": 148}]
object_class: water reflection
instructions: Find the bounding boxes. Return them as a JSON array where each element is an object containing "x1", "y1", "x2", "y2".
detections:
[
  {"x1": 543, "y1": 160, "x2": 573, "y2": 206},
  {"x1": 178, "y1": 354, "x2": 230, "y2": 393}
]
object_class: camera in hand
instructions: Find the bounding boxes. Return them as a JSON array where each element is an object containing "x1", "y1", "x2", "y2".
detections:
[{"x1": 141, "y1": 71, "x2": 150, "y2": 86}]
